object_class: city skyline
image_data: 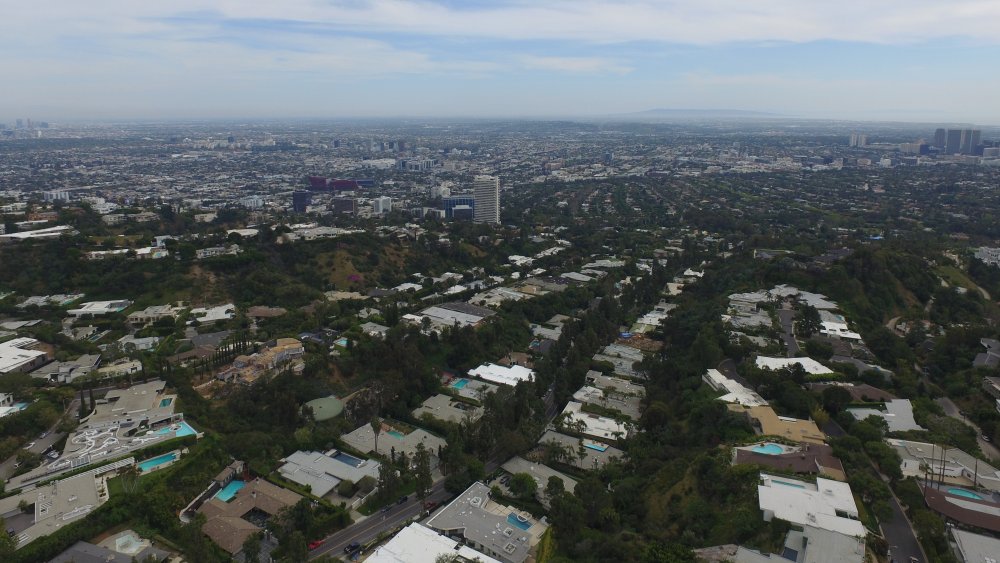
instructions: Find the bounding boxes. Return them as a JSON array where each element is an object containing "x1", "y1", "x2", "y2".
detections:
[{"x1": 3, "y1": 1, "x2": 1000, "y2": 123}]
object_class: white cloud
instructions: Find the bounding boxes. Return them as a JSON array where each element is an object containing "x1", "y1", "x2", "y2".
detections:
[{"x1": 519, "y1": 55, "x2": 632, "y2": 74}]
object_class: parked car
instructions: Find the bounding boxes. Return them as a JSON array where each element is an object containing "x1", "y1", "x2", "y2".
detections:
[
  {"x1": 344, "y1": 542, "x2": 361, "y2": 554},
  {"x1": 308, "y1": 540, "x2": 323, "y2": 550},
  {"x1": 24, "y1": 442, "x2": 35, "y2": 450},
  {"x1": 397, "y1": 495, "x2": 409, "y2": 505},
  {"x1": 423, "y1": 500, "x2": 438, "y2": 511},
  {"x1": 38, "y1": 432, "x2": 48, "y2": 439}
]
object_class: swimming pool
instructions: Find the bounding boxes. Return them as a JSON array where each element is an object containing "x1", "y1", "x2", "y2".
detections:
[
  {"x1": 159, "y1": 398, "x2": 172, "y2": 408},
  {"x1": 387, "y1": 430, "x2": 405, "y2": 439},
  {"x1": 138, "y1": 452, "x2": 177, "y2": 472},
  {"x1": 507, "y1": 513, "x2": 532, "y2": 530},
  {"x1": 333, "y1": 452, "x2": 365, "y2": 467},
  {"x1": 751, "y1": 443, "x2": 785, "y2": 455},
  {"x1": 773, "y1": 480, "x2": 806, "y2": 489},
  {"x1": 155, "y1": 421, "x2": 196, "y2": 438},
  {"x1": 334, "y1": 337, "x2": 349, "y2": 347},
  {"x1": 451, "y1": 378, "x2": 470, "y2": 389},
  {"x1": 584, "y1": 442, "x2": 608, "y2": 452},
  {"x1": 947, "y1": 487, "x2": 986, "y2": 500},
  {"x1": 215, "y1": 480, "x2": 246, "y2": 502}
]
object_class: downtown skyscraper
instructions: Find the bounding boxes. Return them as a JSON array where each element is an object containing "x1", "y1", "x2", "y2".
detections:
[{"x1": 473, "y1": 175, "x2": 500, "y2": 224}]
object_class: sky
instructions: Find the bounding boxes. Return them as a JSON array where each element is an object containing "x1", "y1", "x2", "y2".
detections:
[{"x1": 3, "y1": 0, "x2": 1000, "y2": 123}]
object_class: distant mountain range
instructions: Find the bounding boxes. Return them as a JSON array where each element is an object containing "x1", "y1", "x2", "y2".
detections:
[{"x1": 618, "y1": 108, "x2": 784, "y2": 118}]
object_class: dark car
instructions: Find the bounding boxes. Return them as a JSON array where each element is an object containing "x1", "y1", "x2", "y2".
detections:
[
  {"x1": 397, "y1": 495, "x2": 409, "y2": 505},
  {"x1": 344, "y1": 541, "x2": 361, "y2": 554},
  {"x1": 423, "y1": 500, "x2": 438, "y2": 511}
]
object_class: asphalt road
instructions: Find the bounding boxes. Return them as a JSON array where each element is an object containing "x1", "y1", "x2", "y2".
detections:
[
  {"x1": 309, "y1": 481, "x2": 453, "y2": 560},
  {"x1": 935, "y1": 397, "x2": 1000, "y2": 462},
  {"x1": 0, "y1": 397, "x2": 78, "y2": 482},
  {"x1": 882, "y1": 489, "x2": 925, "y2": 563},
  {"x1": 776, "y1": 309, "x2": 800, "y2": 357}
]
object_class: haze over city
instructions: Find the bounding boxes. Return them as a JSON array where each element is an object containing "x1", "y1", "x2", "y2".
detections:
[{"x1": 4, "y1": 0, "x2": 1000, "y2": 122}]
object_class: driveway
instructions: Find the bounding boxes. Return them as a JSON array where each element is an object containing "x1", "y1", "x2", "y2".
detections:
[
  {"x1": 776, "y1": 309, "x2": 800, "y2": 357},
  {"x1": 935, "y1": 397, "x2": 1000, "y2": 462}
]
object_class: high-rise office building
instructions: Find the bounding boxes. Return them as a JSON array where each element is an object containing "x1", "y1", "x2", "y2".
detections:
[
  {"x1": 933, "y1": 128, "x2": 946, "y2": 148},
  {"x1": 373, "y1": 196, "x2": 392, "y2": 215},
  {"x1": 960, "y1": 129, "x2": 982, "y2": 155},
  {"x1": 332, "y1": 197, "x2": 357, "y2": 215},
  {"x1": 473, "y1": 175, "x2": 500, "y2": 225},
  {"x1": 849, "y1": 133, "x2": 868, "y2": 147},
  {"x1": 292, "y1": 191, "x2": 312, "y2": 213},
  {"x1": 945, "y1": 129, "x2": 963, "y2": 154},
  {"x1": 442, "y1": 196, "x2": 474, "y2": 218}
]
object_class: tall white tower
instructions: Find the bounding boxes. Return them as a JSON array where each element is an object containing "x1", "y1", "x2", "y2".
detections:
[{"x1": 473, "y1": 175, "x2": 499, "y2": 224}]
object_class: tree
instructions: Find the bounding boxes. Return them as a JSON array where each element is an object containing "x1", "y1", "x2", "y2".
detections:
[
  {"x1": 370, "y1": 416, "x2": 381, "y2": 456},
  {"x1": 545, "y1": 475, "x2": 565, "y2": 499},
  {"x1": 509, "y1": 473, "x2": 537, "y2": 500},
  {"x1": 821, "y1": 386, "x2": 854, "y2": 414},
  {"x1": 243, "y1": 532, "x2": 262, "y2": 563},
  {"x1": 0, "y1": 517, "x2": 15, "y2": 558},
  {"x1": 120, "y1": 463, "x2": 141, "y2": 495},
  {"x1": 796, "y1": 304, "x2": 822, "y2": 337},
  {"x1": 413, "y1": 442, "x2": 433, "y2": 501},
  {"x1": 283, "y1": 530, "x2": 308, "y2": 562}
]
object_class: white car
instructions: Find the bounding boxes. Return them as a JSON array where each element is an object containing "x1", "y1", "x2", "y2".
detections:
[{"x1": 24, "y1": 442, "x2": 36, "y2": 450}]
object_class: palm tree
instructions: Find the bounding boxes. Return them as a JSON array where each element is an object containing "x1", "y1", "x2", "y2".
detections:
[{"x1": 370, "y1": 416, "x2": 381, "y2": 455}]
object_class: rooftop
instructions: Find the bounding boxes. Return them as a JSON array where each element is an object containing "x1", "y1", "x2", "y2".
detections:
[
  {"x1": 757, "y1": 473, "x2": 864, "y2": 537},
  {"x1": 536, "y1": 430, "x2": 624, "y2": 470},
  {"x1": 735, "y1": 405, "x2": 826, "y2": 445},
  {"x1": 367, "y1": 522, "x2": 503, "y2": 563},
  {"x1": 469, "y1": 363, "x2": 534, "y2": 387},
  {"x1": 277, "y1": 450, "x2": 381, "y2": 497},
  {"x1": 846, "y1": 399, "x2": 924, "y2": 432},
  {"x1": 558, "y1": 401, "x2": 631, "y2": 442},
  {"x1": 426, "y1": 481, "x2": 548, "y2": 563},
  {"x1": 413, "y1": 394, "x2": 485, "y2": 424},
  {"x1": 756, "y1": 357, "x2": 833, "y2": 375}
]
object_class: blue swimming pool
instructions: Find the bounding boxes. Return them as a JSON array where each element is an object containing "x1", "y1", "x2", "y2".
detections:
[
  {"x1": 215, "y1": 480, "x2": 246, "y2": 502},
  {"x1": 333, "y1": 452, "x2": 364, "y2": 467},
  {"x1": 387, "y1": 430, "x2": 405, "y2": 439},
  {"x1": 159, "y1": 398, "x2": 172, "y2": 408},
  {"x1": 138, "y1": 452, "x2": 177, "y2": 472},
  {"x1": 948, "y1": 487, "x2": 985, "y2": 500},
  {"x1": 334, "y1": 337, "x2": 349, "y2": 347},
  {"x1": 156, "y1": 421, "x2": 196, "y2": 437},
  {"x1": 751, "y1": 443, "x2": 785, "y2": 455},
  {"x1": 507, "y1": 513, "x2": 532, "y2": 530},
  {"x1": 12, "y1": 402, "x2": 29, "y2": 411},
  {"x1": 451, "y1": 379, "x2": 470, "y2": 389},
  {"x1": 584, "y1": 442, "x2": 608, "y2": 452},
  {"x1": 773, "y1": 480, "x2": 807, "y2": 489}
]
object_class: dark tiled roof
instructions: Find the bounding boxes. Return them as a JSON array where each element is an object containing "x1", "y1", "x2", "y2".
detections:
[{"x1": 922, "y1": 485, "x2": 1000, "y2": 533}]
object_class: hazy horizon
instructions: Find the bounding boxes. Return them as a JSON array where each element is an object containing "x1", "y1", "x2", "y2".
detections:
[{"x1": 4, "y1": 1, "x2": 1000, "y2": 125}]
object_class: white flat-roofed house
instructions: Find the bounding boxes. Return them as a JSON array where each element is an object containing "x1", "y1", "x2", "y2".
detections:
[
  {"x1": 426, "y1": 481, "x2": 548, "y2": 563},
  {"x1": 367, "y1": 523, "x2": 503, "y2": 563},
  {"x1": 704, "y1": 369, "x2": 768, "y2": 407},
  {"x1": 277, "y1": 450, "x2": 381, "y2": 498},
  {"x1": 67, "y1": 300, "x2": 132, "y2": 317},
  {"x1": 190, "y1": 304, "x2": 236, "y2": 324},
  {"x1": 757, "y1": 473, "x2": 865, "y2": 538},
  {"x1": 557, "y1": 401, "x2": 631, "y2": 443},
  {"x1": 0, "y1": 337, "x2": 48, "y2": 374},
  {"x1": 128, "y1": 304, "x2": 185, "y2": 326},
  {"x1": 469, "y1": 363, "x2": 534, "y2": 387},
  {"x1": 847, "y1": 399, "x2": 924, "y2": 432},
  {"x1": 756, "y1": 356, "x2": 833, "y2": 376}
]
